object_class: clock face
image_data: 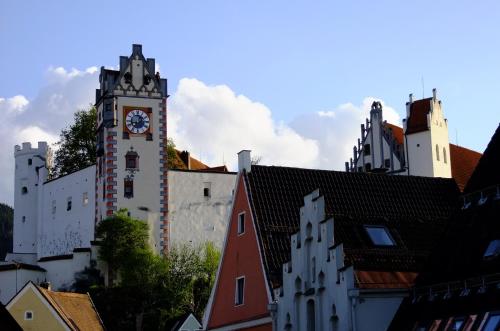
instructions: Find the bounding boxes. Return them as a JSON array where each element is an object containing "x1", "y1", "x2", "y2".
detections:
[{"x1": 125, "y1": 109, "x2": 150, "y2": 134}]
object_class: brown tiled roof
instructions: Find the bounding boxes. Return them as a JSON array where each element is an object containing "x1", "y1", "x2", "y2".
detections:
[
  {"x1": 384, "y1": 123, "x2": 404, "y2": 145},
  {"x1": 382, "y1": 124, "x2": 481, "y2": 190},
  {"x1": 406, "y1": 98, "x2": 432, "y2": 134},
  {"x1": 37, "y1": 286, "x2": 104, "y2": 331},
  {"x1": 449, "y1": 143, "x2": 482, "y2": 191},
  {"x1": 464, "y1": 124, "x2": 500, "y2": 193},
  {"x1": 172, "y1": 149, "x2": 209, "y2": 170},
  {"x1": 354, "y1": 270, "x2": 418, "y2": 289},
  {"x1": 245, "y1": 165, "x2": 460, "y2": 288}
]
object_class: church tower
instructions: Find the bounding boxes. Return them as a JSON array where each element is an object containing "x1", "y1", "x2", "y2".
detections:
[
  {"x1": 95, "y1": 44, "x2": 168, "y2": 253},
  {"x1": 403, "y1": 88, "x2": 452, "y2": 178}
]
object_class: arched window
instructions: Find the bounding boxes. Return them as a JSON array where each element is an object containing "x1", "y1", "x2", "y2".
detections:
[
  {"x1": 307, "y1": 299, "x2": 315, "y2": 331},
  {"x1": 436, "y1": 144, "x2": 440, "y2": 161},
  {"x1": 443, "y1": 147, "x2": 447, "y2": 164}
]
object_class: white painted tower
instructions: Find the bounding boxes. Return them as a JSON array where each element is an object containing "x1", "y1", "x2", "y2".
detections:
[
  {"x1": 12, "y1": 142, "x2": 51, "y2": 255},
  {"x1": 403, "y1": 88, "x2": 451, "y2": 178},
  {"x1": 95, "y1": 44, "x2": 168, "y2": 254}
]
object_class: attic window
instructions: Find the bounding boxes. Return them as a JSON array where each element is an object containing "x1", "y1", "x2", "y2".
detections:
[
  {"x1": 124, "y1": 72, "x2": 132, "y2": 84},
  {"x1": 364, "y1": 226, "x2": 395, "y2": 246},
  {"x1": 24, "y1": 311, "x2": 33, "y2": 320},
  {"x1": 484, "y1": 240, "x2": 500, "y2": 260}
]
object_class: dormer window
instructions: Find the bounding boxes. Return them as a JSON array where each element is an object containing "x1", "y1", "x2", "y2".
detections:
[
  {"x1": 364, "y1": 226, "x2": 395, "y2": 246},
  {"x1": 484, "y1": 240, "x2": 500, "y2": 260}
]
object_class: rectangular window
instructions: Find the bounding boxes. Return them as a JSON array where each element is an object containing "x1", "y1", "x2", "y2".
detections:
[
  {"x1": 52, "y1": 200, "x2": 56, "y2": 214},
  {"x1": 364, "y1": 144, "x2": 371, "y2": 156},
  {"x1": 126, "y1": 156, "x2": 136, "y2": 169},
  {"x1": 237, "y1": 212, "x2": 245, "y2": 235},
  {"x1": 24, "y1": 311, "x2": 33, "y2": 320},
  {"x1": 124, "y1": 180, "x2": 134, "y2": 198},
  {"x1": 67, "y1": 197, "x2": 72, "y2": 211},
  {"x1": 83, "y1": 192, "x2": 89, "y2": 206},
  {"x1": 235, "y1": 276, "x2": 245, "y2": 305},
  {"x1": 203, "y1": 182, "x2": 211, "y2": 198},
  {"x1": 364, "y1": 226, "x2": 396, "y2": 246},
  {"x1": 28, "y1": 158, "x2": 32, "y2": 166},
  {"x1": 384, "y1": 158, "x2": 391, "y2": 168}
]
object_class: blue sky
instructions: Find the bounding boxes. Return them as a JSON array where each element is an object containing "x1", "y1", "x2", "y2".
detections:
[{"x1": 0, "y1": 0, "x2": 499, "y2": 204}]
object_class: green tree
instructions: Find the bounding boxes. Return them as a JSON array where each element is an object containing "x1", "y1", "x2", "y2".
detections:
[
  {"x1": 52, "y1": 106, "x2": 97, "y2": 177},
  {"x1": 0, "y1": 203, "x2": 14, "y2": 260}
]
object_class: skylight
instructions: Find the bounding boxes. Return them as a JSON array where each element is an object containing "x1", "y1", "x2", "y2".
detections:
[
  {"x1": 484, "y1": 240, "x2": 500, "y2": 259},
  {"x1": 364, "y1": 226, "x2": 395, "y2": 246}
]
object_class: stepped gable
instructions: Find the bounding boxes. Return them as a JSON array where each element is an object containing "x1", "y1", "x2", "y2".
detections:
[
  {"x1": 245, "y1": 165, "x2": 460, "y2": 287},
  {"x1": 384, "y1": 123, "x2": 481, "y2": 190},
  {"x1": 406, "y1": 97, "x2": 433, "y2": 134},
  {"x1": 464, "y1": 123, "x2": 500, "y2": 194}
]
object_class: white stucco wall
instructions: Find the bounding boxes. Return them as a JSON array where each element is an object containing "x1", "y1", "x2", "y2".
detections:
[
  {"x1": 168, "y1": 170, "x2": 236, "y2": 249},
  {"x1": 39, "y1": 166, "x2": 96, "y2": 258},
  {"x1": 38, "y1": 251, "x2": 92, "y2": 290},
  {"x1": 0, "y1": 268, "x2": 46, "y2": 304},
  {"x1": 275, "y1": 190, "x2": 405, "y2": 331}
]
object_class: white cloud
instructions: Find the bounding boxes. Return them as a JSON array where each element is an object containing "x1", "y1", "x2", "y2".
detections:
[
  {"x1": 169, "y1": 78, "x2": 319, "y2": 169},
  {"x1": 0, "y1": 95, "x2": 29, "y2": 114},
  {"x1": 289, "y1": 97, "x2": 401, "y2": 170},
  {"x1": 0, "y1": 66, "x2": 98, "y2": 205}
]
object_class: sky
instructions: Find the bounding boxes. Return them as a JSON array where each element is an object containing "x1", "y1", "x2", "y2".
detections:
[{"x1": 0, "y1": 0, "x2": 499, "y2": 205}]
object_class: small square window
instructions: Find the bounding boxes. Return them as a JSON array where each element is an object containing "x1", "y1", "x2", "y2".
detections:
[
  {"x1": 238, "y1": 213, "x2": 245, "y2": 235},
  {"x1": 22, "y1": 186, "x2": 28, "y2": 195},
  {"x1": 484, "y1": 240, "x2": 500, "y2": 259},
  {"x1": 235, "y1": 276, "x2": 245, "y2": 305},
  {"x1": 365, "y1": 226, "x2": 395, "y2": 246},
  {"x1": 22, "y1": 216, "x2": 26, "y2": 223},
  {"x1": 24, "y1": 311, "x2": 33, "y2": 320}
]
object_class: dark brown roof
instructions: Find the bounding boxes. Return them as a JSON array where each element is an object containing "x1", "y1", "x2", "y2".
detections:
[
  {"x1": 245, "y1": 165, "x2": 460, "y2": 288},
  {"x1": 37, "y1": 285, "x2": 105, "y2": 331},
  {"x1": 464, "y1": 124, "x2": 500, "y2": 194},
  {"x1": 406, "y1": 98, "x2": 432, "y2": 134}
]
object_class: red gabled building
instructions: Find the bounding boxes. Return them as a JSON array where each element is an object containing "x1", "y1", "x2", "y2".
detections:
[{"x1": 204, "y1": 150, "x2": 460, "y2": 331}]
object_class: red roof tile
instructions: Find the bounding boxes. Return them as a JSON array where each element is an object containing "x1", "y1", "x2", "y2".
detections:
[
  {"x1": 406, "y1": 98, "x2": 432, "y2": 134},
  {"x1": 384, "y1": 123, "x2": 404, "y2": 145},
  {"x1": 449, "y1": 143, "x2": 482, "y2": 191}
]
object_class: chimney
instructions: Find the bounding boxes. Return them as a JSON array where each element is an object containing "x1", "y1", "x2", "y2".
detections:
[
  {"x1": 432, "y1": 88, "x2": 437, "y2": 101},
  {"x1": 409, "y1": 93, "x2": 413, "y2": 104},
  {"x1": 180, "y1": 151, "x2": 191, "y2": 170},
  {"x1": 238, "y1": 150, "x2": 251, "y2": 173},
  {"x1": 40, "y1": 281, "x2": 51, "y2": 291}
]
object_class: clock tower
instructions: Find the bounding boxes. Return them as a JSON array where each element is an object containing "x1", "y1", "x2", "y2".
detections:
[{"x1": 95, "y1": 44, "x2": 168, "y2": 253}]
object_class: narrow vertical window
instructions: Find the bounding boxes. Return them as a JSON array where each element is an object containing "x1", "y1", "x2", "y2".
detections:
[
  {"x1": 66, "y1": 197, "x2": 72, "y2": 211},
  {"x1": 82, "y1": 192, "x2": 89, "y2": 206},
  {"x1": 52, "y1": 200, "x2": 56, "y2": 214},
  {"x1": 21, "y1": 186, "x2": 28, "y2": 195},
  {"x1": 436, "y1": 144, "x2": 440, "y2": 161},
  {"x1": 307, "y1": 299, "x2": 316, "y2": 331},
  {"x1": 235, "y1": 276, "x2": 245, "y2": 305},
  {"x1": 124, "y1": 179, "x2": 134, "y2": 198},
  {"x1": 28, "y1": 159, "x2": 32, "y2": 166},
  {"x1": 203, "y1": 182, "x2": 212, "y2": 198},
  {"x1": 443, "y1": 147, "x2": 447, "y2": 164},
  {"x1": 364, "y1": 144, "x2": 371, "y2": 156},
  {"x1": 237, "y1": 212, "x2": 245, "y2": 235}
]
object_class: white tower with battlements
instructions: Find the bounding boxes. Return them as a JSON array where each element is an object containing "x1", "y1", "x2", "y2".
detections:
[{"x1": 12, "y1": 142, "x2": 51, "y2": 257}]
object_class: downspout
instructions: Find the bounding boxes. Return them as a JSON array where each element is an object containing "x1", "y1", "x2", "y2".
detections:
[{"x1": 350, "y1": 296, "x2": 358, "y2": 331}]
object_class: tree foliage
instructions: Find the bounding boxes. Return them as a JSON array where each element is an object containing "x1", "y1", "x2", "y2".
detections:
[
  {"x1": 86, "y1": 211, "x2": 220, "y2": 331},
  {"x1": 52, "y1": 106, "x2": 97, "y2": 177},
  {"x1": 0, "y1": 203, "x2": 13, "y2": 260}
]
